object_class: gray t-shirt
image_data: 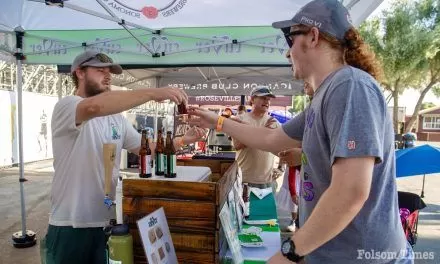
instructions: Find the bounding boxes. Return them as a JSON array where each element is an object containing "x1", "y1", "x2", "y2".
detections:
[{"x1": 283, "y1": 66, "x2": 413, "y2": 264}]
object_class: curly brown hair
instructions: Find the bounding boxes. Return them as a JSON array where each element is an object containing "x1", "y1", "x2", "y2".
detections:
[
  {"x1": 294, "y1": 25, "x2": 383, "y2": 81},
  {"x1": 320, "y1": 27, "x2": 383, "y2": 81}
]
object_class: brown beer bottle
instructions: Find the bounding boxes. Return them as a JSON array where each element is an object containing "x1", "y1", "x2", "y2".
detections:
[
  {"x1": 139, "y1": 130, "x2": 152, "y2": 178},
  {"x1": 164, "y1": 131, "x2": 177, "y2": 178},
  {"x1": 155, "y1": 129, "x2": 164, "y2": 176}
]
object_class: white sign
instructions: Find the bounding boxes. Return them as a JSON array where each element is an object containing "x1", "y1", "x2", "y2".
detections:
[
  {"x1": 0, "y1": 90, "x2": 57, "y2": 167},
  {"x1": 137, "y1": 207, "x2": 178, "y2": 264}
]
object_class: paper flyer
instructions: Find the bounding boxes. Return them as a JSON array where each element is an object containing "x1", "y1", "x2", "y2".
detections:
[
  {"x1": 220, "y1": 202, "x2": 244, "y2": 264},
  {"x1": 137, "y1": 207, "x2": 178, "y2": 264}
]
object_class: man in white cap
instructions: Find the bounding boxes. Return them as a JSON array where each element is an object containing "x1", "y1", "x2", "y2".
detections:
[
  {"x1": 45, "y1": 51, "x2": 204, "y2": 264},
  {"x1": 232, "y1": 86, "x2": 279, "y2": 188}
]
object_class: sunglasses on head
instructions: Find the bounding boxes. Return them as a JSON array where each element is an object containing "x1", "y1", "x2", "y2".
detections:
[{"x1": 80, "y1": 53, "x2": 113, "y2": 66}]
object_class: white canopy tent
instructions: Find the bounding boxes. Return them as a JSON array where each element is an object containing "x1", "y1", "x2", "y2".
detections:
[{"x1": 0, "y1": 0, "x2": 383, "y2": 248}]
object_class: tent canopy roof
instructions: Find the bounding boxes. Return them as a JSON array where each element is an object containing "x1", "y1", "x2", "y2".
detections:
[{"x1": 0, "y1": 0, "x2": 383, "y2": 95}]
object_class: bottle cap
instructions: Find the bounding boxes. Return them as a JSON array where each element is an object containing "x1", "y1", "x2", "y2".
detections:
[{"x1": 111, "y1": 224, "x2": 130, "y2": 236}]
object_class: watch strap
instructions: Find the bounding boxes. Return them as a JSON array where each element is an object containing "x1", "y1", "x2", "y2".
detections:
[{"x1": 282, "y1": 238, "x2": 304, "y2": 262}]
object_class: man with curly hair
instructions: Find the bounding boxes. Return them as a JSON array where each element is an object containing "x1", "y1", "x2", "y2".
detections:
[{"x1": 188, "y1": 0, "x2": 413, "y2": 263}]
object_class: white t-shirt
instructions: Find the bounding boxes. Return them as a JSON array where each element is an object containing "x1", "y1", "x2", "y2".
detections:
[
  {"x1": 233, "y1": 112, "x2": 278, "y2": 184},
  {"x1": 49, "y1": 96, "x2": 140, "y2": 228}
]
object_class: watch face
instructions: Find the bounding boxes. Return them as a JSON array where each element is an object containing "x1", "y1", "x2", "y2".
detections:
[{"x1": 281, "y1": 240, "x2": 291, "y2": 254}]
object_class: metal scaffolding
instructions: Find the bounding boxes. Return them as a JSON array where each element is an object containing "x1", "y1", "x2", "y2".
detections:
[{"x1": 0, "y1": 60, "x2": 75, "y2": 97}]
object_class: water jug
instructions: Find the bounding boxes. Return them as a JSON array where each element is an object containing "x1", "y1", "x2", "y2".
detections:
[{"x1": 107, "y1": 224, "x2": 133, "y2": 264}]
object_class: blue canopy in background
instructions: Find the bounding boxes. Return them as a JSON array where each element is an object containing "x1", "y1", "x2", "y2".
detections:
[
  {"x1": 396, "y1": 144, "x2": 440, "y2": 197},
  {"x1": 269, "y1": 110, "x2": 294, "y2": 124}
]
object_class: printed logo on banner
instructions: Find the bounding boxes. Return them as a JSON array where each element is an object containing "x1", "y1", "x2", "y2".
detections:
[{"x1": 109, "y1": 0, "x2": 188, "y2": 19}]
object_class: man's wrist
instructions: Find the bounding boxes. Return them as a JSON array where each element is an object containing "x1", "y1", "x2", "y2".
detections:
[
  {"x1": 292, "y1": 235, "x2": 306, "y2": 257},
  {"x1": 281, "y1": 236, "x2": 304, "y2": 262}
]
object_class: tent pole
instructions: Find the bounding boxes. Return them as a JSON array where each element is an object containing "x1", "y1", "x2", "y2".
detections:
[
  {"x1": 11, "y1": 27, "x2": 36, "y2": 248},
  {"x1": 153, "y1": 77, "x2": 160, "y2": 140},
  {"x1": 421, "y1": 174, "x2": 426, "y2": 198}
]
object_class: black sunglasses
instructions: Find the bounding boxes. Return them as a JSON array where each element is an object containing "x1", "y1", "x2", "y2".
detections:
[
  {"x1": 284, "y1": 30, "x2": 310, "y2": 47},
  {"x1": 80, "y1": 53, "x2": 113, "y2": 66}
]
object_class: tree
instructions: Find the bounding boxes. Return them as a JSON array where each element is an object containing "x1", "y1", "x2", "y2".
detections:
[
  {"x1": 404, "y1": 0, "x2": 440, "y2": 132},
  {"x1": 290, "y1": 94, "x2": 310, "y2": 114},
  {"x1": 421, "y1": 102, "x2": 437, "y2": 109},
  {"x1": 359, "y1": 0, "x2": 439, "y2": 132}
]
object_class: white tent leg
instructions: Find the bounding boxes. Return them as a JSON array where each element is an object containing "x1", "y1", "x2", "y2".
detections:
[
  {"x1": 11, "y1": 28, "x2": 36, "y2": 248},
  {"x1": 153, "y1": 77, "x2": 160, "y2": 139}
]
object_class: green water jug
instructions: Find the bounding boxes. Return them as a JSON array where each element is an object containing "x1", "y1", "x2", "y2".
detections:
[{"x1": 107, "y1": 224, "x2": 133, "y2": 264}]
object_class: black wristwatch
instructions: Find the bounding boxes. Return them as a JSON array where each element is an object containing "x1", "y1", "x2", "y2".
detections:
[{"x1": 281, "y1": 237, "x2": 304, "y2": 262}]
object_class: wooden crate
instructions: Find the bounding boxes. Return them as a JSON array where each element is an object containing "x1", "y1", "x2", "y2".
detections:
[
  {"x1": 123, "y1": 161, "x2": 238, "y2": 264},
  {"x1": 177, "y1": 159, "x2": 234, "y2": 182}
]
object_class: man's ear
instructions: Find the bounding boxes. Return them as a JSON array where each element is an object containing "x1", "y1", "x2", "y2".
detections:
[
  {"x1": 310, "y1": 27, "x2": 320, "y2": 47},
  {"x1": 75, "y1": 68, "x2": 86, "y2": 80},
  {"x1": 249, "y1": 96, "x2": 255, "y2": 106}
]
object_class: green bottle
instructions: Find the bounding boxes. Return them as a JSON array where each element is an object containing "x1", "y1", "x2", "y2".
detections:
[{"x1": 107, "y1": 224, "x2": 133, "y2": 264}]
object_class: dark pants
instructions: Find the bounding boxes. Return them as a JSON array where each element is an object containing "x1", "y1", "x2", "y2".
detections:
[{"x1": 45, "y1": 225, "x2": 106, "y2": 264}]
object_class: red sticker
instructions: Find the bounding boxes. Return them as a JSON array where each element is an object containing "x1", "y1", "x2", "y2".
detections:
[{"x1": 347, "y1": 141, "x2": 356, "y2": 150}]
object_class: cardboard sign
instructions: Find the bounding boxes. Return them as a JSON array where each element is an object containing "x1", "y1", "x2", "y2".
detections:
[{"x1": 137, "y1": 207, "x2": 178, "y2": 264}]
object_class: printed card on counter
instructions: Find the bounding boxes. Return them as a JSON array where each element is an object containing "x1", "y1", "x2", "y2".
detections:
[
  {"x1": 137, "y1": 207, "x2": 177, "y2": 264},
  {"x1": 220, "y1": 202, "x2": 244, "y2": 264}
]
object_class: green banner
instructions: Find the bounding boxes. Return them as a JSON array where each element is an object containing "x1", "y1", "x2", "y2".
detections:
[{"x1": 23, "y1": 27, "x2": 290, "y2": 66}]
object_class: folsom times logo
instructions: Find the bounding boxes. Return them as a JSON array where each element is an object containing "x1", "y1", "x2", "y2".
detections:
[{"x1": 357, "y1": 249, "x2": 435, "y2": 260}]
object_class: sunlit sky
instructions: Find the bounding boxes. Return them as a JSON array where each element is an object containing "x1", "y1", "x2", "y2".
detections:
[{"x1": 367, "y1": 0, "x2": 440, "y2": 114}]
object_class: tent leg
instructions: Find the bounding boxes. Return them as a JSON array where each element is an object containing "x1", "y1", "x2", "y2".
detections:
[
  {"x1": 153, "y1": 77, "x2": 160, "y2": 139},
  {"x1": 421, "y1": 174, "x2": 426, "y2": 198},
  {"x1": 11, "y1": 28, "x2": 36, "y2": 249}
]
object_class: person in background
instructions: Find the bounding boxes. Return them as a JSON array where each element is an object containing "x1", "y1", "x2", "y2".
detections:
[
  {"x1": 189, "y1": 0, "x2": 413, "y2": 262},
  {"x1": 403, "y1": 129, "x2": 417, "y2": 149},
  {"x1": 232, "y1": 86, "x2": 279, "y2": 188},
  {"x1": 278, "y1": 82, "x2": 315, "y2": 233},
  {"x1": 276, "y1": 148, "x2": 302, "y2": 232},
  {"x1": 46, "y1": 50, "x2": 203, "y2": 264}
]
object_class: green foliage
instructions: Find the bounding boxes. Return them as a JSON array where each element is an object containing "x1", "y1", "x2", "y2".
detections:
[
  {"x1": 290, "y1": 95, "x2": 310, "y2": 113},
  {"x1": 360, "y1": 0, "x2": 439, "y2": 131},
  {"x1": 421, "y1": 102, "x2": 437, "y2": 109}
]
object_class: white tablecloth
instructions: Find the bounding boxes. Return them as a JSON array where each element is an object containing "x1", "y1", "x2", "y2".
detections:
[{"x1": 121, "y1": 166, "x2": 211, "y2": 182}]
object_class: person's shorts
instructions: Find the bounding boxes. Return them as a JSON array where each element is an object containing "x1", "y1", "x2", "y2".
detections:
[{"x1": 45, "y1": 225, "x2": 106, "y2": 264}]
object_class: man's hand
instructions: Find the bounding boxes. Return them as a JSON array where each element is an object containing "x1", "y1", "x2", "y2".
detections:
[
  {"x1": 292, "y1": 194, "x2": 299, "y2": 205},
  {"x1": 150, "y1": 87, "x2": 188, "y2": 105},
  {"x1": 267, "y1": 252, "x2": 295, "y2": 263},
  {"x1": 278, "y1": 148, "x2": 302, "y2": 167},
  {"x1": 182, "y1": 126, "x2": 207, "y2": 145},
  {"x1": 188, "y1": 107, "x2": 219, "y2": 129}
]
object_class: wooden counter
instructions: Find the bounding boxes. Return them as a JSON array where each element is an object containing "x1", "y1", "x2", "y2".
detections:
[{"x1": 122, "y1": 161, "x2": 239, "y2": 264}]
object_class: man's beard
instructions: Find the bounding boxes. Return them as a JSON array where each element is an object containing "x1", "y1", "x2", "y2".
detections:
[{"x1": 84, "y1": 79, "x2": 108, "y2": 97}]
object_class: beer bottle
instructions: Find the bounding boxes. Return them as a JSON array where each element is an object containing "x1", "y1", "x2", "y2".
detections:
[
  {"x1": 139, "y1": 130, "x2": 152, "y2": 178},
  {"x1": 164, "y1": 131, "x2": 177, "y2": 178},
  {"x1": 155, "y1": 129, "x2": 165, "y2": 176}
]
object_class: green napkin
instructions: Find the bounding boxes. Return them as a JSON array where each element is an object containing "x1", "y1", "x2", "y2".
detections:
[{"x1": 248, "y1": 192, "x2": 277, "y2": 221}]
